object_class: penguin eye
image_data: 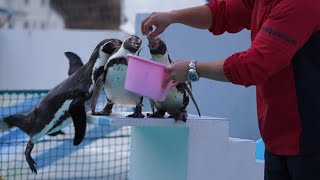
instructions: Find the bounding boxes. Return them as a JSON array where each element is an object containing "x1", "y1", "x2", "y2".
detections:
[{"x1": 102, "y1": 43, "x2": 113, "y2": 54}]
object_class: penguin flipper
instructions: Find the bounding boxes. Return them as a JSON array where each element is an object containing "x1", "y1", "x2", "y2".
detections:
[
  {"x1": 184, "y1": 82, "x2": 201, "y2": 117},
  {"x1": 91, "y1": 73, "x2": 105, "y2": 114},
  {"x1": 168, "y1": 54, "x2": 173, "y2": 64},
  {"x1": 64, "y1": 52, "x2": 84, "y2": 76},
  {"x1": 69, "y1": 98, "x2": 87, "y2": 146}
]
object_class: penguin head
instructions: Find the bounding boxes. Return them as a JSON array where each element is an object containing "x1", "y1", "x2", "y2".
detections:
[
  {"x1": 98, "y1": 39, "x2": 122, "y2": 59},
  {"x1": 123, "y1": 35, "x2": 142, "y2": 54},
  {"x1": 89, "y1": 39, "x2": 122, "y2": 62},
  {"x1": 148, "y1": 37, "x2": 167, "y2": 56},
  {"x1": 94, "y1": 39, "x2": 122, "y2": 66},
  {"x1": 90, "y1": 39, "x2": 122, "y2": 81},
  {"x1": 101, "y1": 39, "x2": 122, "y2": 55}
]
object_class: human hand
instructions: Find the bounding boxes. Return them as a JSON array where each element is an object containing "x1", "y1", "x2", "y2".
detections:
[
  {"x1": 141, "y1": 12, "x2": 174, "y2": 38},
  {"x1": 162, "y1": 60, "x2": 191, "y2": 89}
]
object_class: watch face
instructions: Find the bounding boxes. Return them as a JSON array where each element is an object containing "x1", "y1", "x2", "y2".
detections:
[{"x1": 188, "y1": 70, "x2": 199, "y2": 81}]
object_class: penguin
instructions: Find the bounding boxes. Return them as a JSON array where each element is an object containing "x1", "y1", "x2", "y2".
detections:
[
  {"x1": 146, "y1": 37, "x2": 201, "y2": 122},
  {"x1": 3, "y1": 38, "x2": 122, "y2": 174},
  {"x1": 91, "y1": 35, "x2": 145, "y2": 118},
  {"x1": 44, "y1": 51, "x2": 85, "y2": 137},
  {"x1": 44, "y1": 51, "x2": 86, "y2": 137}
]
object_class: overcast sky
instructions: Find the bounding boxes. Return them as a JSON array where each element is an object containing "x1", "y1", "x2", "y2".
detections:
[{"x1": 120, "y1": 0, "x2": 207, "y2": 34}]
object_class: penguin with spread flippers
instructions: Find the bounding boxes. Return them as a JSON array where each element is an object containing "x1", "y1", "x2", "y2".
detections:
[
  {"x1": 146, "y1": 37, "x2": 201, "y2": 122},
  {"x1": 45, "y1": 51, "x2": 86, "y2": 137},
  {"x1": 45, "y1": 51, "x2": 87, "y2": 137},
  {"x1": 3, "y1": 38, "x2": 122, "y2": 174},
  {"x1": 91, "y1": 35, "x2": 145, "y2": 118}
]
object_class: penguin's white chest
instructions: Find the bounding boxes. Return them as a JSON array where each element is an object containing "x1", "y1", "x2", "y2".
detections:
[{"x1": 104, "y1": 64, "x2": 141, "y2": 105}]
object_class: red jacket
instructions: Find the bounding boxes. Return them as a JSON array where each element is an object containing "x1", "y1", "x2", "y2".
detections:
[{"x1": 206, "y1": 0, "x2": 320, "y2": 155}]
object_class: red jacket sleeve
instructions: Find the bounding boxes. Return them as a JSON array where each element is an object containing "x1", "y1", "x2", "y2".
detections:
[
  {"x1": 223, "y1": 0, "x2": 320, "y2": 87},
  {"x1": 205, "y1": 0, "x2": 253, "y2": 35}
]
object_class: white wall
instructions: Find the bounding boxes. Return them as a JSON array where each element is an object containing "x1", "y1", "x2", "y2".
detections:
[
  {"x1": 135, "y1": 14, "x2": 260, "y2": 140},
  {"x1": 0, "y1": 29, "x2": 128, "y2": 89}
]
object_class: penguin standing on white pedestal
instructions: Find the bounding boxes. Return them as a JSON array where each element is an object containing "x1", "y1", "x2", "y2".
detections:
[
  {"x1": 91, "y1": 35, "x2": 145, "y2": 118},
  {"x1": 147, "y1": 37, "x2": 201, "y2": 122},
  {"x1": 3, "y1": 39, "x2": 122, "y2": 174}
]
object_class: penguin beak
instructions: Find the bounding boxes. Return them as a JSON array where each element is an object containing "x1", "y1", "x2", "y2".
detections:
[
  {"x1": 133, "y1": 43, "x2": 139, "y2": 49},
  {"x1": 148, "y1": 39, "x2": 159, "y2": 50},
  {"x1": 133, "y1": 39, "x2": 142, "y2": 49}
]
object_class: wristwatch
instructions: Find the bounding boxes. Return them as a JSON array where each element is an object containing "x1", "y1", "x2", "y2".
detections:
[{"x1": 188, "y1": 60, "x2": 199, "y2": 82}]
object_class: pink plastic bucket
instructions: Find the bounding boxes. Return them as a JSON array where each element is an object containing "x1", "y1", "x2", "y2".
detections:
[{"x1": 125, "y1": 54, "x2": 173, "y2": 102}]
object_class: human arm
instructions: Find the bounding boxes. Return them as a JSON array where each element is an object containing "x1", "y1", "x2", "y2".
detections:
[
  {"x1": 141, "y1": 5, "x2": 212, "y2": 38},
  {"x1": 141, "y1": 0, "x2": 254, "y2": 38},
  {"x1": 162, "y1": 60, "x2": 228, "y2": 89},
  {"x1": 163, "y1": 0, "x2": 319, "y2": 88},
  {"x1": 223, "y1": 0, "x2": 319, "y2": 87}
]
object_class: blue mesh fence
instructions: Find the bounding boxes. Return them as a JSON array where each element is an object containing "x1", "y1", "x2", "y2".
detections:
[{"x1": 0, "y1": 90, "x2": 132, "y2": 180}]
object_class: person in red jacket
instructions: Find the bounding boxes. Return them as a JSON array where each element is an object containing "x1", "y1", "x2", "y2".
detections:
[{"x1": 141, "y1": 0, "x2": 320, "y2": 179}]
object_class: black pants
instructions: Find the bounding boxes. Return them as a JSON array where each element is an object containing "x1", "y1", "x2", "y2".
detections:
[{"x1": 264, "y1": 149, "x2": 320, "y2": 180}]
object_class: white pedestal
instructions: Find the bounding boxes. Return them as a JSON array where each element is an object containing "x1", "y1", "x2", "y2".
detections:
[{"x1": 87, "y1": 112, "x2": 263, "y2": 180}]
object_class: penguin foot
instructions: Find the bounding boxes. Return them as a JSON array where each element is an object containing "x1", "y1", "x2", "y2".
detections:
[
  {"x1": 25, "y1": 141, "x2": 37, "y2": 174},
  {"x1": 92, "y1": 111, "x2": 111, "y2": 116},
  {"x1": 92, "y1": 103, "x2": 113, "y2": 116},
  {"x1": 169, "y1": 111, "x2": 188, "y2": 123},
  {"x1": 147, "y1": 110, "x2": 166, "y2": 118},
  {"x1": 127, "y1": 112, "x2": 145, "y2": 118},
  {"x1": 127, "y1": 105, "x2": 145, "y2": 118}
]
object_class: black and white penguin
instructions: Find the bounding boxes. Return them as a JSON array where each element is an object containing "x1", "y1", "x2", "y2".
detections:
[
  {"x1": 45, "y1": 51, "x2": 86, "y2": 137},
  {"x1": 3, "y1": 38, "x2": 122, "y2": 174},
  {"x1": 146, "y1": 37, "x2": 201, "y2": 122},
  {"x1": 91, "y1": 35, "x2": 145, "y2": 118}
]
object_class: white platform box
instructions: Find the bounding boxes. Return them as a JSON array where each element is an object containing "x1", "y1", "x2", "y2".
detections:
[{"x1": 87, "y1": 112, "x2": 263, "y2": 180}]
